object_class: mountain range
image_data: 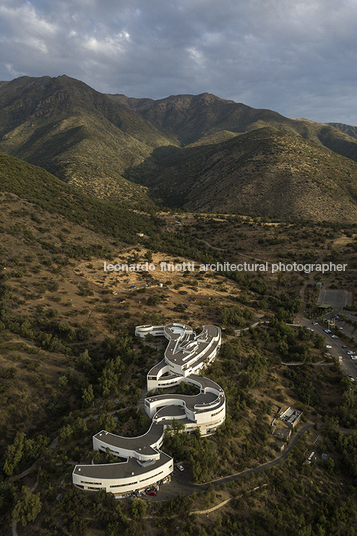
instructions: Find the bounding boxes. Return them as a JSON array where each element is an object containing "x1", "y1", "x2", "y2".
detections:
[{"x1": 1, "y1": 75, "x2": 357, "y2": 221}]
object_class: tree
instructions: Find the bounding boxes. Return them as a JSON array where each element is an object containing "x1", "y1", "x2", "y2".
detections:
[
  {"x1": 163, "y1": 420, "x2": 188, "y2": 461},
  {"x1": 99, "y1": 361, "x2": 119, "y2": 397},
  {"x1": 76, "y1": 349, "x2": 92, "y2": 372},
  {"x1": 82, "y1": 384, "x2": 94, "y2": 408},
  {"x1": 147, "y1": 295, "x2": 160, "y2": 306},
  {"x1": 144, "y1": 251, "x2": 153, "y2": 262},
  {"x1": 314, "y1": 333, "x2": 325, "y2": 349},
  {"x1": 3, "y1": 432, "x2": 26, "y2": 476},
  {"x1": 59, "y1": 424, "x2": 73, "y2": 445},
  {"x1": 58, "y1": 375, "x2": 68, "y2": 389},
  {"x1": 74, "y1": 417, "x2": 88, "y2": 438},
  {"x1": 342, "y1": 386, "x2": 355, "y2": 409},
  {"x1": 104, "y1": 415, "x2": 116, "y2": 433},
  {"x1": 326, "y1": 457, "x2": 335, "y2": 474},
  {"x1": 130, "y1": 498, "x2": 147, "y2": 520},
  {"x1": 12, "y1": 486, "x2": 42, "y2": 527},
  {"x1": 322, "y1": 415, "x2": 340, "y2": 438}
]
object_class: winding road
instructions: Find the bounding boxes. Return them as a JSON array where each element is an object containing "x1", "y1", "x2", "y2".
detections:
[{"x1": 148, "y1": 423, "x2": 314, "y2": 501}]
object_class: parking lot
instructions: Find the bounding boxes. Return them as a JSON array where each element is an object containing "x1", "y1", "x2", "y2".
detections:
[
  {"x1": 301, "y1": 314, "x2": 357, "y2": 380},
  {"x1": 317, "y1": 289, "x2": 352, "y2": 312}
]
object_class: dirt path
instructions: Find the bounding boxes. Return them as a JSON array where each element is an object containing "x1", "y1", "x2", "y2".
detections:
[{"x1": 190, "y1": 484, "x2": 269, "y2": 515}]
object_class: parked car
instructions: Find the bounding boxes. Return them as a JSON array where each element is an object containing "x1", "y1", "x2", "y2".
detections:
[
  {"x1": 147, "y1": 490, "x2": 157, "y2": 496},
  {"x1": 177, "y1": 465, "x2": 184, "y2": 472},
  {"x1": 331, "y1": 335, "x2": 339, "y2": 339},
  {"x1": 326, "y1": 345, "x2": 332, "y2": 349}
]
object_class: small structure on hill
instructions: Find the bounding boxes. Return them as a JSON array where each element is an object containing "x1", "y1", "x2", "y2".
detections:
[{"x1": 280, "y1": 407, "x2": 302, "y2": 429}]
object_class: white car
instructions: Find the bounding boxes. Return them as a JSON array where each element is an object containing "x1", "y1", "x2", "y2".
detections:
[
  {"x1": 347, "y1": 351, "x2": 354, "y2": 355},
  {"x1": 325, "y1": 345, "x2": 332, "y2": 349},
  {"x1": 324, "y1": 329, "x2": 331, "y2": 334},
  {"x1": 177, "y1": 465, "x2": 184, "y2": 472},
  {"x1": 331, "y1": 335, "x2": 339, "y2": 339},
  {"x1": 351, "y1": 355, "x2": 357, "y2": 360}
]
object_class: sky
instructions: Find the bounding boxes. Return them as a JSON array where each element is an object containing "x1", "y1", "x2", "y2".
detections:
[{"x1": 1, "y1": 0, "x2": 357, "y2": 125}]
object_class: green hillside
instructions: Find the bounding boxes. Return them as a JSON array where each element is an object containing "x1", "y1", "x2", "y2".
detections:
[
  {"x1": 126, "y1": 127, "x2": 357, "y2": 221},
  {"x1": 111, "y1": 92, "x2": 357, "y2": 162},
  {"x1": 0, "y1": 76, "x2": 174, "y2": 204},
  {"x1": 329, "y1": 122, "x2": 357, "y2": 140},
  {"x1": 0, "y1": 152, "x2": 161, "y2": 242},
  {"x1": 2, "y1": 75, "x2": 357, "y2": 221}
]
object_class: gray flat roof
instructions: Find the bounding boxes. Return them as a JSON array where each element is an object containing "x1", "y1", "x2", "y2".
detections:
[
  {"x1": 73, "y1": 450, "x2": 171, "y2": 481},
  {"x1": 148, "y1": 359, "x2": 167, "y2": 376},
  {"x1": 189, "y1": 374, "x2": 224, "y2": 392},
  {"x1": 155, "y1": 405, "x2": 187, "y2": 418},
  {"x1": 164, "y1": 325, "x2": 220, "y2": 368},
  {"x1": 94, "y1": 422, "x2": 164, "y2": 456},
  {"x1": 147, "y1": 391, "x2": 217, "y2": 412},
  {"x1": 74, "y1": 322, "x2": 224, "y2": 490}
]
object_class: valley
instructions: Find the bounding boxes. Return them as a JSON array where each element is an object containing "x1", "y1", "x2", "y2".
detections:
[{"x1": 1, "y1": 76, "x2": 357, "y2": 535}]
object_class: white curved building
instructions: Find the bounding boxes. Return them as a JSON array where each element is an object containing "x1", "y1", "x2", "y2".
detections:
[
  {"x1": 139, "y1": 323, "x2": 221, "y2": 390},
  {"x1": 72, "y1": 323, "x2": 225, "y2": 494}
]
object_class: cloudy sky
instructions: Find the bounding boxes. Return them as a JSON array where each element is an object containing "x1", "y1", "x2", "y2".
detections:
[{"x1": 1, "y1": 0, "x2": 357, "y2": 124}]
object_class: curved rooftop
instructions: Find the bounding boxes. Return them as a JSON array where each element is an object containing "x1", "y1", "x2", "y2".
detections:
[
  {"x1": 94, "y1": 422, "x2": 165, "y2": 458},
  {"x1": 73, "y1": 323, "x2": 225, "y2": 494},
  {"x1": 163, "y1": 324, "x2": 220, "y2": 369}
]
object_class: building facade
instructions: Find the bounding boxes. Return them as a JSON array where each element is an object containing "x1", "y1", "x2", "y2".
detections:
[{"x1": 72, "y1": 323, "x2": 225, "y2": 494}]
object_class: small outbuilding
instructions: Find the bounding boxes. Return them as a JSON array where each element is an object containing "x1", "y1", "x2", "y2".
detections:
[{"x1": 280, "y1": 407, "x2": 303, "y2": 429}]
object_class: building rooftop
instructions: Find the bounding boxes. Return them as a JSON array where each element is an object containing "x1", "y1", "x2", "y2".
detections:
[
  {"x1": 280, "y1": 407, "x2": 303, "y2": 426},
  {"x1": 93, "y1": 422, "x2": 164, "y2": 457},
  {"x1": 74, "y1": 322, "x2": 225, "y2": 493},
  {"x1": 164, "y1": 324, "x2": 220, "y2": 368},
  {"x1": 146, "y1": 391, "x2": 217, "y2": 412},
  {"x1": 155, "y1": 405, "x2": 187, "y2": 418},
  {"x1": 73, "y1": 450, "x2": 171, "y2": 481}
]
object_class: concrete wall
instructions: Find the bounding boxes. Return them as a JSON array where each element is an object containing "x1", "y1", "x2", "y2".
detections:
[{"x1": 73, "y1": 455, "x2": 173, "y2": 494}]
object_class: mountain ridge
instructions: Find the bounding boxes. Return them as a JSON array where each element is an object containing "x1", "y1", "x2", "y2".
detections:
[
  {"x1": 109, "y1": 91, "x2": 357, "y2": 158},
  {"x1": 0, "y1": 75, "x2": 174, "y2": 206},
  {"x1": 1, "y1": 74, "x2": 357, "y2": 221},
  {"x1": 126, "y1": 127, "x2": 357, "y2": 221}
]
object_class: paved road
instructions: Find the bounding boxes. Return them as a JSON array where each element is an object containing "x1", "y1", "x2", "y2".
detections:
[
  {"x1": 146, "y1": 424, "x2": 314, "y2": 501},
  {"x1": 207, "y1": 423, "x2": 314, "y2": 488},
  {"x1": 299, "y1": 316, "x2": 357, "y2": 380}
]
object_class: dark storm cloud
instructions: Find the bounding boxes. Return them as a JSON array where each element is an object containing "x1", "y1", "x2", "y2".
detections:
[{"x1": 0, "y1": 0, "x2": 357, "y2": 124}]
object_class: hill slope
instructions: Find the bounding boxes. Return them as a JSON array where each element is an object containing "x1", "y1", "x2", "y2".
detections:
[
  {"x1": 2, "y1": 75, "x2": 357, "y2": 221},
  {"x1": 126, "y1": 127, "x2": 357, "y2": 221},
  {"x1": 0, "y1": 152, "x2": 161, "y2": 241},
  {"x1": 0, "y1": 76, "x2": 174, "y2": 205},
  {"x1": 110, "y1": 92, "x2": 357, "y2": 162},
  {"x1": 329, "y1": 122, "x2": 357, "y2": 140}
]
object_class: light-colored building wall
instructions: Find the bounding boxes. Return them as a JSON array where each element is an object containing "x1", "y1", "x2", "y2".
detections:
[
  {"x1": 73, "y1": 322, "x2": 225, "y2": 495},
  {"x1": 73, "y1": 452, "x2": 173, "y2": 494}
]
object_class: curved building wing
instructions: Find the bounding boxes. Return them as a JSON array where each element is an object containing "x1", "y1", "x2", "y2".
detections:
[{"x1": 73, "y1": 323, "x2": 225, "y2": 494}]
